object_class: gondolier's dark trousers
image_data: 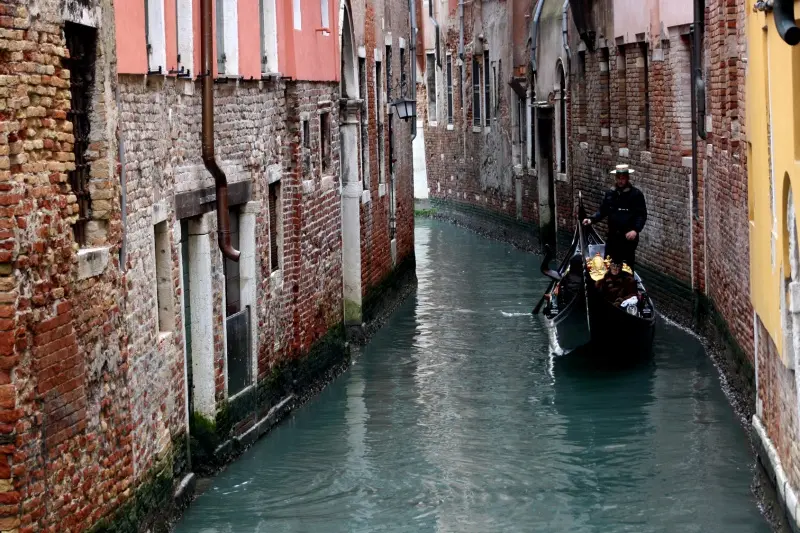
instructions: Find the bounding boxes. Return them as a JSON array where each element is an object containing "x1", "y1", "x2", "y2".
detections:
[{"x1": 606, "y1": 233, "x2": 638, "y2": 272}]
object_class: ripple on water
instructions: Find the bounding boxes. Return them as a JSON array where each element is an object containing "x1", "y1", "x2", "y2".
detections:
[{"x1": 174, "y1": 220, "x2": 769, "y2": 533}]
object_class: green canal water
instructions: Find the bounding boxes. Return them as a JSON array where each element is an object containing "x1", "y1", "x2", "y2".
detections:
[{"x1": 174, "y1": 218, "x2": 769, "y2": 533}]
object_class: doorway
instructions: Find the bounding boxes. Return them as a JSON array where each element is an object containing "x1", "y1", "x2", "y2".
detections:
[{"x1": 537, "y1": 109, "x2": 557, "y2": 249}]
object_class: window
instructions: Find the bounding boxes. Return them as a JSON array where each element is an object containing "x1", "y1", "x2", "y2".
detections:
[
  {"x1": 225, "y1": 209, "x2": 241, "y2": 316},
  {"x1": 321, "y1": 0, "x2": 329, "y2": 28},
  {"x1": 559, "y1": 65, "x2": 566, "y2": 173},
  {"x1": 178, "y1": 0, "x2": 193, "y2": 73},
  {"x1": 145, "y1": 0, "x2": 166, "y2": 73},
  {"x1": 641, "y1": 42, "x2": 651, "y2": 149},
  {"x1": 320, "y1": 111, "x2": 331, "y2": 174},
  {"x1": 224, "y1": 208, "x2": 251, "y2": 396},
  {"x1": 484, "y1": 50, "x2": 491, "y2": 123},
  {"x1": 293, "y1": 0, "x2": 301, "y2": 30},
  {"x1": 359, "y1": 57, "x2": 370, "y2": 188},
  {"x1": 64, "y1": 22, "x2": 96, "y2": 246},
  {"x1": 154, "y1": 221, "x2": 175, "y2": 332},
  {"x1": 426, "y1": 53, "x2": 437, "y2": 122},
  {"x1": 216, "y1": 0, "x2": 226, "y2": 74},
  {"x1": 269, "y1": 182, "x2": 282, "y2": 272},
  {"x1": 376, "y1": 59, "x2": 385, "y2": 183},
  {"x1": 375, "y1": 60, "x2": 383, "y2": 117},
  {"x1": 492, "y1": 62, "x2": 497, "y2": 118},
  {"x1": 446, "y1": 55, "x2": 453, "y2": 124},
  {"x1": 302, "y1": 118, "x2": 311, "y2": 175},
  {"x1": 472, "y1": 56, "x2": 481, "y2": 126},
  {"x1": 260, "y1": 0, "x2": 279, "y2": 73},
  {"x1": 495, "y1": 60, "x2": 501, "y2": 117},
  {"x1": 386, "y1": 45, "x2": 392, "y2": 100},
  {"x1": 458, "y1": 64, "x2": 463, "y2": 110},
  {"x1": 400, "y1": 47, "x2": 407, "y2": 96},
  {"x1": 602, "y1": 47, "x2": 611, "y2": 133}
]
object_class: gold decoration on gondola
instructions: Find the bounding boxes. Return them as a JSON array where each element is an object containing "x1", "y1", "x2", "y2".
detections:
[
  {"x1": 586, "y1": 253, "x2": 609, "y2": 281},
  {"x1": 622, "y1": 263, "x2": 633, "y2": 275}
]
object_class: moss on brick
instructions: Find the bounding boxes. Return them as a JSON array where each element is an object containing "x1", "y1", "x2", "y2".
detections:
[
  {"x1": 362, "y1": 254, "x2": 417, "y2": 324},
  {"x1": 87, "y1": 461, "x2": 174, "y2": 533},
  {"x1": 187, "y1": 325, "x2": 349, "y2": 473}
]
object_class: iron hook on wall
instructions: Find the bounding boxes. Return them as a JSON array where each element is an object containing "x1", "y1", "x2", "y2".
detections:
[{"x1": 774, "y1": 0, "x2": 800, "y2": 45}]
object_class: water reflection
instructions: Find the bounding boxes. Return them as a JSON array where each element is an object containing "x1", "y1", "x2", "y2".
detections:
[{"x1": 174, "y1": 219, "x2": 768, "y2": 533}]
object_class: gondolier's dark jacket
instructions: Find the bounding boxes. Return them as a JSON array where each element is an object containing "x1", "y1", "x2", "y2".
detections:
[{"x1": 589, "y1": 186, "x2": 648, "y2": 237}]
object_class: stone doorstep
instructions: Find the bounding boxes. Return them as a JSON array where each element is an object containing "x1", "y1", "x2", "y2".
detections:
[
  {"x1": 213, "y1": 394, "x2": 297, "y2": 459},
  {"x1": 753, "y1": 415, "x2": 800, "y2": 533},
  {"x1": 173, "y1": 473, "x2": 197, "y2": 509}
]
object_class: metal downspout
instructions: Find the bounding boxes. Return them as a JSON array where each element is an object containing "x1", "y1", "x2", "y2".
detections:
[
  {"x1": 116, "y1": 89, "x2": 127, "y2": 270},
  {"x1": 458, "y1": 0, "x2": 464, "y2": 61},
  {"x1": 530, "y1": 0, "x2": 545, "y2": 74},
  {"x1": 410, "y1": 0, "x2": 418, "y2": 140},
  {"x1": 201, "y1": 0, "x2": 239, "y2": 261},
  {"x1": 562, "y1": 0, "x2": 571, "y2": 63}
]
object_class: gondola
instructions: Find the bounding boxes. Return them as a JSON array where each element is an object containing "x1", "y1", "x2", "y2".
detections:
[
  {"x1": 535, "y1": 193, "x2": 657, "y2": 360},
  {"x1": 536, "y1": 226, "x2": 591, "y2": 355}
]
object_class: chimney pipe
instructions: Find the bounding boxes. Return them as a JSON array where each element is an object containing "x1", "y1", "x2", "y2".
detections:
[{"x1": 201, "y1": 0, "x2": 240, "y2": 261}]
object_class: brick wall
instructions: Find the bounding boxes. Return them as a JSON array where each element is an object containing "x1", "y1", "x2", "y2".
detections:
[
  {"x1": 703, "y1": 0, "x2": 752, "y2": 358},
  {"x1": 568, "y1": 36, "x2": 694, "y2": 285},
  {"x1": 757, "y1": 318, "x2": 800, "y2": 490},
  {"x1": 0, "y1": 0, "x2": 420, "y2": 528},
  {"x1": 422, "y1": 3, "x2": 534, "y2": 223},
  {"x1": 359, "y1": 0, "x2": 415, "y2": 299},
  {"x1": 0, "y1": 0, "x2": 135, "y2": 531}
]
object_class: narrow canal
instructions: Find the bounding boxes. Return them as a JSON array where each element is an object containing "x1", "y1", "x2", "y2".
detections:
[{"x1": 174, "y1": 218, "x2": 769, "y2": 533}]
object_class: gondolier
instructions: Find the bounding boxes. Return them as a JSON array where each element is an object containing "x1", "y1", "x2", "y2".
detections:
[{"x1": 582, "y1": 164, "x2": 647, "y2": 271}]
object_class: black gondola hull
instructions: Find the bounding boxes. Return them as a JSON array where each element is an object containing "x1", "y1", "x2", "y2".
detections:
[
  {"x1": 586, "y1": 286, "x2": 656, "y2": 360},
  {"x1": 543, "y1": 290, "x2": 590, "y2": 355}
]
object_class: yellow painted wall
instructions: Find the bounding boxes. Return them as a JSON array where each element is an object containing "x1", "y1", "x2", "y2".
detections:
[{"x1": 746, "y1": 3, "x2": 800, "y2": 365}]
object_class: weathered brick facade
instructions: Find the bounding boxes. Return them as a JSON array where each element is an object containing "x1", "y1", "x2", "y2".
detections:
[
  {"x1": 420, "y1": 0, "x2": 535, "y2": 225},
  {"x1": 0, "y1": 0, "x2": 416, "y2": 529}
]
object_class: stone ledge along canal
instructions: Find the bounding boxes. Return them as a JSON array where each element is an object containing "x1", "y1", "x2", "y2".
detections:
[{"x1": 174, "y1": 218, "x2": 769, "y2": 533}]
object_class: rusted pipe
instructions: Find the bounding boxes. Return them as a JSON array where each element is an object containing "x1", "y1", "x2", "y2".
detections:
[{"x1": 201, "y1": 0, "x2": 240, "y2": 261}]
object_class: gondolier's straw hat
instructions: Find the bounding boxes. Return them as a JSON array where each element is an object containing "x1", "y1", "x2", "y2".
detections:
[{"x1": 610, "y1": 164, "x2": 635, "y2": 174}]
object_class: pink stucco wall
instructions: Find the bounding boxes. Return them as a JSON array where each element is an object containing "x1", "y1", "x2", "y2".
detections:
[
  {"x1": 614, "y1": 0, "x2": 692, "y2": 44},
  {"x1": 115, "y1": 0, "x2": 147, "y2": 74},
  {"x1": 238, "y1": 0, "x2": 262, "y2": 79},
  {"x1": 658, "y1": 0, "x2": 692, "y2": 32},
  {"x1": 613, "y1": 0, "x2": 650, "y2": 44},
  {"x1": 277, "y1": 0, "x2": 339, "y2": 82}
]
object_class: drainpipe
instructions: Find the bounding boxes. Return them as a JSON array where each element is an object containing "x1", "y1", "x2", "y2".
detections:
[
  {"x1": 116, "y1": 89, "x2": 127, "y2": 271},
  {"x1": 689, "y1": 0, "x2": 705, "y2": 219},
  {"x1": 429, "y1": 0, "x2": 441, "y2": 68},
  {"x1": 562, "y1": 0, "x2": 571, "y2": 64},
  {"x1": 458, "y1": 0, "x2": 464, "y2": 61},
  {"x1": 201, "y1": 0, "x2": 240, "y2": 261},
  {"x1": 409, "y1": 0, "x2": 418, "y2": 140},
  {"x1": 530, "y1": 0, "x2": 545, "y2": 74}
]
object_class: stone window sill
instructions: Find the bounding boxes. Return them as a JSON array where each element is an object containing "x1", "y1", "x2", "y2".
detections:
[
  {"x1": 472, "y1": 126, "x2": 482, "y2": 133},
  {"x1": 361, "y1": 189, "x2": 371, "y2": 204},
  {"x1": 447, "y1": 124, "x2": 454, "y2": 131},
  {"x1": 429, "y1": 121, "x2": 438, "y2": 127},
  {"x1": 379, "y1": 183, "x2": 387, "y2": 197},
  {"x1": 77, "y1": 246, "x2": 111, "y2": 281}
]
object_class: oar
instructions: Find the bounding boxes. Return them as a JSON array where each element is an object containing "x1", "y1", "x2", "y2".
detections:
[{"x1": 532, "y1": 293, "x2": 547, "y2": 315}]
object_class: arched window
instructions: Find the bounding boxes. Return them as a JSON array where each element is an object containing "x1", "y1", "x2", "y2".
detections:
[{"x1": 558, "y1": 62, "x2": 567, "y2": 174}]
